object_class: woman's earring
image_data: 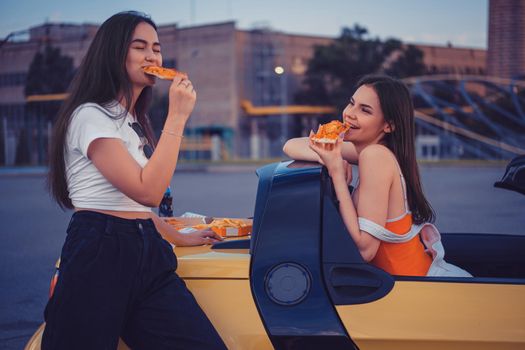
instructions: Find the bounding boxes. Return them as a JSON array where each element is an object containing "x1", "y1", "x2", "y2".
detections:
[{"x1": 384, "y1": 123, "x2": 395, "y2": 133}]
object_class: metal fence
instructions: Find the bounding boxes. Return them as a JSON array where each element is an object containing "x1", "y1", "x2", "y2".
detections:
[
  {"x1": 0, "y1": 100, "x2": 229, "y2": 166},
  {"x1": 0, "y1": 101, "x2": 56, "y2": 166}
]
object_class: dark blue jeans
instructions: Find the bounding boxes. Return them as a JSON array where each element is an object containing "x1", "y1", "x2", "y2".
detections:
[{"x1": 42, "y1": 211, "x2": 226, "y2": 350}]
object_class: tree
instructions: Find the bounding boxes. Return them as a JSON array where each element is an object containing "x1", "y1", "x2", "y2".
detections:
[
  {"x1": 294, "y1": 24, "x2": 425, "y2": 114},
  {"x1": 25, "y1": 44, "x2": 74, "y2": 96},
  {"x1": 384, "y1": 44, "x2": 426, "y2": 78},
  {"x1": 19, "y1": 45, "x2": 75, "y2": 165}
]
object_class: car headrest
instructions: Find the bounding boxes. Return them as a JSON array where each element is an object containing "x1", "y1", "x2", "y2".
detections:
[{"x1": 494, "y1": 155, "x2": 525, "y2": 196}]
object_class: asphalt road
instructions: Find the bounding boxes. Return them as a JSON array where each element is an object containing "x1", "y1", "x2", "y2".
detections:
[{"x1": 1, "y1": 163, "x2": 524, "y2": 349}]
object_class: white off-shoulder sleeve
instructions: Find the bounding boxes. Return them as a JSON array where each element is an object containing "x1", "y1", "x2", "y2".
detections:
[
  {"x1": 68, "y1": 104, "x2": 123, "y2": 158},
  {"x1": 358, "y1": 217, "x2": 472, "y2": 277}
]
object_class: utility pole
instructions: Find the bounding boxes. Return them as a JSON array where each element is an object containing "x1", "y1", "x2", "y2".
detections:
[{"x1": 274, "y1": 66, "x2": 288, "y2": 147}]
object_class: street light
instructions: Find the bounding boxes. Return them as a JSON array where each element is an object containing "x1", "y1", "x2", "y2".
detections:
[{"x1": 274, "y1": 66, "x2": 288, "y2": 146}]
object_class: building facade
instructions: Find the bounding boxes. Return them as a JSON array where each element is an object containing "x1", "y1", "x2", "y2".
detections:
[
  {"x1": 0, "y1": 20, "x2": 487, "y2": 165},
  {"x1": 417, "y1": 44, "x2": 486, "y2": 76},
  {"x1": 487, "y1": 0, "x2": 525, "y2": 79}
]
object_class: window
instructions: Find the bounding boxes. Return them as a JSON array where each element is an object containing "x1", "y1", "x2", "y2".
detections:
[
  {"x1": 0, "y1": 72, "x2": 27, "y2": 88},
  {"x1": 0, "y1": 103, "x2": 25, "y2": 118},
  {"x1": 163, "y1": 58, "x2": 177, "y2": 69}
]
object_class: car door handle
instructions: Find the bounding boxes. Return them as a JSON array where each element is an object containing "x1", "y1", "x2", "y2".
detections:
[
  {"x1": 324, "y1": 264, "x2": 394, "y2": 305},
  {"x1": 331, "y1": 274, "x2": 382, "y2": 288}
]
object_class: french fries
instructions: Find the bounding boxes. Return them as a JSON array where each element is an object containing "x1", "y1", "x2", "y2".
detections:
[{"x1": 208, "y1": 218, "x2": 247, "y2": 228}]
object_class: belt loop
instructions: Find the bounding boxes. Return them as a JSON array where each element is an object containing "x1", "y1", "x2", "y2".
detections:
[
  {"x1": 66, "y1": 215, "x2": 75, "y2": 232},
  {"x1": 137, "y1": 222, "x2": 144, "y2": 235}
]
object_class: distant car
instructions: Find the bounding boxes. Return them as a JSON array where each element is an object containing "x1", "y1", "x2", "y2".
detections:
[{"x1": 25, "y1": 158, "x2": 525, "y2": 350}]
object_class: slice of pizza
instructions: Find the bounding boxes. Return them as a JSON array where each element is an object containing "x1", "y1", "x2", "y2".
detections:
[
  {"x1": 310, "y1": 120, "x2": 350, "y2": 144},
  {"x1": 143, "y1": 66, "x2": 188, "y2": 80}
]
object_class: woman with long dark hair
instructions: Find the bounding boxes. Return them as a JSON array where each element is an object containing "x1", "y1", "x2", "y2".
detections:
[
  {"x1": 44, "y1": 11, "x2": 226, "y2": 349},
  {"x1": 284, "y1": 75, "x2": 470, "y2": 277}
]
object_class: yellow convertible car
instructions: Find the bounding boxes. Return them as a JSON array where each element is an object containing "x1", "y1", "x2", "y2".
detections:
[{"x1": 26, "y1": 157, "x2": 525, "y2": 350}]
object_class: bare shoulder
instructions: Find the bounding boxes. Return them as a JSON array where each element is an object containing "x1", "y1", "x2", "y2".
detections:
[
  {"x1": 358, "y1": 144, "x2": 397, "y2": 176},
  {"x1": 359, "y1": 144, "x2": 393, "y2": 163}
]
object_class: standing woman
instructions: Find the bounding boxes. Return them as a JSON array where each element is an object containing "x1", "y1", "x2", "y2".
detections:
[
  {"x1": 284, "y1": 75, "x2": 470, "y2": 277},
  {"x1": 44, "y1": 11, "x2": 226, "y2": 349}
]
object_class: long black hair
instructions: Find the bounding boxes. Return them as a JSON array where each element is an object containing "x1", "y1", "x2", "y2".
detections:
[
  {"x1": 49, "y1": 11, "x2": 157, "y2": 209},
  {"x1": 357, "y1": 75, "x2": 435, "y2": 224}
]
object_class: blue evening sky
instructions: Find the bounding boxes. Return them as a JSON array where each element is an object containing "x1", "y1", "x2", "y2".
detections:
[{"x1": 1, "y1": 0, "x2": 488, "y2": 48}]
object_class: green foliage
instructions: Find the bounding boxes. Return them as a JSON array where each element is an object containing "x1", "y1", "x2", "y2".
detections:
[
  {"x1": 24, "y1": 45, "x2": 74, "y2": 96},
  {"x1": 385, "y1": 44, "x2": 426, "y2": 78},
  {"x1": 22, "y1": 45, "x2": 75, "y2": 165},
  {"x1": 295, "y1": 24, "x2": 426, "y2": 113}
]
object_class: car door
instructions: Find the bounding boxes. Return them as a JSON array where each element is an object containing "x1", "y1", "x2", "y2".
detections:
[
  {"x1": 334, "y1": 278, "x2": 525, "y2": 350},
  {"x1": 320, "y1": 170, "x2": 525, "y2": 350}
]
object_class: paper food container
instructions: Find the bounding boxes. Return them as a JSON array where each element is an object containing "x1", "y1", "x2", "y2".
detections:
[
  {"x1": 208, "y1": 218, "x2": 252, "y2": 237},
  {"x1": 164, "y1": 217, "x2": 252, "y2": 237}
]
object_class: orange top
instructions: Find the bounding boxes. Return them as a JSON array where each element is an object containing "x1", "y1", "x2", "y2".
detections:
[
  {"x1": 370, "y1": 213, "x2": 432, "y2": 276},
  {"x1": 356, "y1": 150, "x2": 432, "y2": 276}
]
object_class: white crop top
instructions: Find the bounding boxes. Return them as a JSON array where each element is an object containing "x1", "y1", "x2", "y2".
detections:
[{"x1": 65, "y1": 101, "x2": 151, "y2": 212}]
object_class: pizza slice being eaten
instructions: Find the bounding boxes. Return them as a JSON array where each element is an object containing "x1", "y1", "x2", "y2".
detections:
[
  {"x1": 143, "y1": 66, "x2": 188, "y2": 80},
  {"x1": 310, "y1": 120, "x2": 350, "y2": 144}
]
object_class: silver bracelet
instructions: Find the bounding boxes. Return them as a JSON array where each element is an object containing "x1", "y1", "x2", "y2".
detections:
[{"x1": 162, "y1": 129, "x2": 184, "y2": 138}]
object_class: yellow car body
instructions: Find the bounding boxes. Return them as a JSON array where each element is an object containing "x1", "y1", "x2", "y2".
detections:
[{"x1": 24, "y1": 242, "x2": 525, "y2": 350}]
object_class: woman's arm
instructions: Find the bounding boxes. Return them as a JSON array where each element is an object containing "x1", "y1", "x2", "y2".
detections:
[
  {"x1": 283, "y1": 137, "x2": 321, "y2": 162},
  {"x1": 284, "y1": 135, "x2": 359, "y2": 164},
  {"x1": 150, "y1": 214, "x2": 223, "y2": 246},
  {"x1": 88, "y1": 77, "x2": 195, "y2": 207},
  {"x1": 310, "y1": 141, "x2": 392, "y2": 261}
]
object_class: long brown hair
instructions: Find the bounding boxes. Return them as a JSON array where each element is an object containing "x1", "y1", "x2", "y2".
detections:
[
  {"x1": 357, "y1": 75, "x2": 435, "y2": 224},
  {"x1": 48, "y1": 11, "x2": 157, "y2": 209}
]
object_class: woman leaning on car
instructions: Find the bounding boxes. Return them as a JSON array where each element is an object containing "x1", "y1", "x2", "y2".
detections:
[
  {"x1": 44, "y1": 11, "x2": 226, "y2": 350},
  {"x1": 284, "y1": 74, "x2": 471, "y2": 278}
]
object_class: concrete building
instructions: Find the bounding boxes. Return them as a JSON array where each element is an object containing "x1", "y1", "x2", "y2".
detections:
[
  {"x1": 417, "y1": 44, "x2": 486, "y2": 76},
  {"x1": 487, "y1": 0, "x2": 525, "y2": 79},
  {"x1": 0, "y1": 20, "x2": 487, "y2": 165},
  {"x1": 165, "y1": 22, "x2": 332, "y2": 159}
]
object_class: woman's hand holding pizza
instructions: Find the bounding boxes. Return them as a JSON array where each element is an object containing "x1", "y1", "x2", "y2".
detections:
[
  {"x1": 167, "y1": 76, "x2": 196, "y2": 123},
  {"x1": 309, "y1": 135, "x2": 346, "y2": 180}
]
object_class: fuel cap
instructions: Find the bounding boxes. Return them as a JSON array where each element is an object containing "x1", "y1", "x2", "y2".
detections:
[{"x1": 265, "y1": 262, "x2": 311, "y2": 306}]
